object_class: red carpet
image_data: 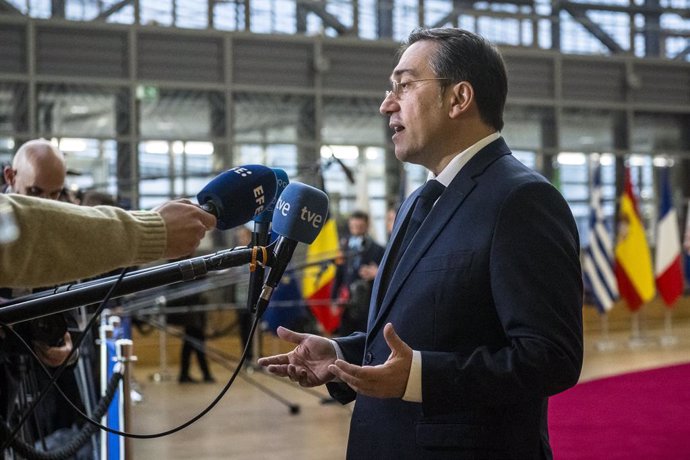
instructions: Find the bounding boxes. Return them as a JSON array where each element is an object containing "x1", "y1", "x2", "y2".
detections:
[{"x1": 549, "y1": 363, "x2": 690, "y2": 459}]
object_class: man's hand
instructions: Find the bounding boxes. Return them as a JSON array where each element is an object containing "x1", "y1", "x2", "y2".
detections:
[
  {"x1": 257, "y1": 327, "x2": 337, "y2": 387},
  {"x1": 154, "y1": 199, "x2": 217, "y2": 259},
  {"x1": 34, "y1": 332, "x2": 75, "y2": 368},
  {"x1": 358, "y1": 263, "x2": 379, "y2": 281},
  {"x1": 328, "y1": 323, "x2": 412, "y2": 398}
]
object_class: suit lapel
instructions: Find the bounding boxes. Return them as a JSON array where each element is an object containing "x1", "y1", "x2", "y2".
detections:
[
  {"x1": 368, "y1": 193, "x2": 418, "y2": 329},
  {"x1": 369, "y1": 139, "x2": 512, "y2": 337}
]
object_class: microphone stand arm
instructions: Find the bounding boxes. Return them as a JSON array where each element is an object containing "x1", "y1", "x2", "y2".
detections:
[
  {"x1": 0, "y1": 245, "x2": 273, "y2": 325},
  {"x1": 247, "y1": 220, "x2": 271, "y2": 313}
]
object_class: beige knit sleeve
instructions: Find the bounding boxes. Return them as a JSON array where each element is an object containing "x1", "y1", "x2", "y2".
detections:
[{"x1": 0, "y1": 194, "x2": 166, "y2": 288}]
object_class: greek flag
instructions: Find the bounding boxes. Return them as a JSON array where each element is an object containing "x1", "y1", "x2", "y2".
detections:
[{"x1": 582, "y1": 165, "x2": 618, "y2": 312}]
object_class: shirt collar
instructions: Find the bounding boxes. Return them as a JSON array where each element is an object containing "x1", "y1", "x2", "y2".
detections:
[{"x1": 430, "y1": 132, "x2": 501, "y2": 187}]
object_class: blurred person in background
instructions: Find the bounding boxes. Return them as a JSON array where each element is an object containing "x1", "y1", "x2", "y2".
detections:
[{"x1": 332, "y1": 211, "x2": 385, "y2": 336}]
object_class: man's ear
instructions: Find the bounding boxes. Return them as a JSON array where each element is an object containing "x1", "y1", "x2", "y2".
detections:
[
  {"x1": 448, "y1": 81, "x2": 474, "y2": 119},
  {"x1": 3, "y1": 165, "x2": 15, "y2": 185}
]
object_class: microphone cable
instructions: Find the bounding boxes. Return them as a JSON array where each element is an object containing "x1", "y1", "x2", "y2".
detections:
[
  {"x1": 0, "y1": 266, "x2": 129, "y2": 451},
  {"x1": 0, "y1": 268, "x2": 263, "y2": 443},
  {"x1": 0, "y1": 358, "x2": 124, "y2": 460}
]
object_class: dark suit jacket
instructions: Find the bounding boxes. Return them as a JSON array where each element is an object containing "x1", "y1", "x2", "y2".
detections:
[
  {"x1": 332, "y1": 236, "x2": 386, "y2": 334},
  {"x1": 331, "y1": 235, "x2": 386, "y2": 300},
  {"x1": 328, "y1": 138, "x2": 583, "y2": 459}
]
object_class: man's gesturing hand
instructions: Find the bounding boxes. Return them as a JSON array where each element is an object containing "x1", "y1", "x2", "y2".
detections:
[
  {"x1": 257, "y1": 326, "x2": 337, "y2": 387},
  {"x1": 328, "y1": 323, "x2": 412, "y2": 399}
]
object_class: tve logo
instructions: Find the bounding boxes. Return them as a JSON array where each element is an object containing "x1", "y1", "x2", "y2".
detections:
[
  {"x1": 276, "y1": 196, "x2": 324, "y2": 228},
  {"x1": 300, "y1": 206, "x2": 323, "y2": 228},
  {"x1": 275, "y1": 196, "x2": 290, "y2": 217}
]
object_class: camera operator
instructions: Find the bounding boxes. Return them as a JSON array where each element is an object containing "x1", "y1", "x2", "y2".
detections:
[{"x1": 0, "y1": 139, "x2": 86, "y2": 453}]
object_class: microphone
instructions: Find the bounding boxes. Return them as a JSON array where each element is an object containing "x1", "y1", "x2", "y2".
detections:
[
  {"x1": 247, "y1": 168, "x2": 289, "y2": 313},
  {"x1": 253, "y1": 168, "x2": 290, "y2": 226},
  {"x1": 197, "y1": 165, "x2": 277, "y2": 230},
  {"x1": 254, "y1": 182, "x2": 329, "y2": 316}
]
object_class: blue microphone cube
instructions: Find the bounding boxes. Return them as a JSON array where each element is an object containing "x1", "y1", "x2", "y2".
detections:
[{"x1": 271, "y1": 182, "x2": 329, "y2": 244}]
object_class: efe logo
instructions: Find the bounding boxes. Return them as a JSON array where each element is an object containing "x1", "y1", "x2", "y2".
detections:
[
  {"x1": 232, "y1": 167, "x2": 253, "y2": 177},
  {"x1": 252, "y1": 186, "x2": 266, "y2": 215}
]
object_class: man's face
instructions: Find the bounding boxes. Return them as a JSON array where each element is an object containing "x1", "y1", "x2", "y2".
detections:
[
  {"x1": 348, "y1": 217, "x2": 368, "y2": 237},
  {"x1": 379, "y1": 40, "x2": 453, "y2": 170},
  {"x1": 4, "y1": 161, "x2": 65, "y2": 200}
]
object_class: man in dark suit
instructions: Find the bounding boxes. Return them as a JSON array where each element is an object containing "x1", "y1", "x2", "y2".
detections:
[
  {"x1": 259, "y1": 27, "x2": 583, "y2": 459},
  {"x1": 332, "y1": 210, "x2": 385, "y2": 336}
]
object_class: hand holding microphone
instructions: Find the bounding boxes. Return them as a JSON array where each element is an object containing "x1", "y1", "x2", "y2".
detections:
[
  {"x1": 157, "y1": 164, "x2": 279, "y2": 259},
  {"x1": 155, "y1": 199, "x2": 217, "y2": 259},
  {"x1": 197, "y1": 164, "x2": 278, "y2": 230}
]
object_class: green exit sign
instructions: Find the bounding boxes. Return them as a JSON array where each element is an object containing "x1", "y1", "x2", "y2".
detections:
[{"x1": 136, "y1": 85, "x2": 159, "y2": 101}]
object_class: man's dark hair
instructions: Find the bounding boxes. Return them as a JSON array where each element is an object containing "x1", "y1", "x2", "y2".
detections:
[
  {"x1": 401, "y1": 28, "x2": 508, "y2": 132},
  {"x1": 349, "y1": 210, "x2": 369, "y2": 223}
]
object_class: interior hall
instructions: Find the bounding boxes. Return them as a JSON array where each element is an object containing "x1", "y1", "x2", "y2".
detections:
[{"x1": 0, "y1": 0, "x2": 689, "y2": 459}]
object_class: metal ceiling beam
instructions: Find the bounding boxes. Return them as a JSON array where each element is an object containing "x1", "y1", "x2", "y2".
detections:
[
  {"x1": 673, "y1": 43, "x2": 690, "y2": 61},
  {"x1": 559, "y1": 1, "x2": 689, "y2": 19},
  {"x1": 429, "y1": 0, "x2": 471, "y2": 29},
  {"x1": 298, "y1": 0, "x2": 350, "y2": 35},
  {"x1": 93, "y1": 0, "x2": 133, "y2": 21},
  {"x1": 0, "y1": 0, "x2": 23, "y2": 15},
  {"x1": 430, "y1": 0, "x2": 534, "y2": 28},
  {"x1": 560, "y1": 3, "x2": 625, "y2": 54}
]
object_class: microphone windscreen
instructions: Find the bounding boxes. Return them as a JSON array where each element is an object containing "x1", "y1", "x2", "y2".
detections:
[
  {"x1": 197, "y1": 165, "x2": 277, "y2": 230},
  {"x1": 254, "y1": 168, "x2": 290, "y2": 224},
  {"x1": 272, "y1": 182, "x2": 329, "y2": 244}
]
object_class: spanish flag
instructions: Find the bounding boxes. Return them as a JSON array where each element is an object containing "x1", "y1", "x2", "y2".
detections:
[
  {"x1": 301, "y1": 217, "x2": 342, "y2": 333},
  {"x1": 614, "y1": 167, "x2": 656, "y2": 311}
]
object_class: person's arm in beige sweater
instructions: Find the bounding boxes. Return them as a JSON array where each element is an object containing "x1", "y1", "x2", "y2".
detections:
[{"x1": 0, "y1": 194, "x2": 216, "y2": 288}]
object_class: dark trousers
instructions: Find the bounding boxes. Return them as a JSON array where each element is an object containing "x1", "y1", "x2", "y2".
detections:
[{"x1": 179, "y1": 325, "x2": 212, "y2": 380}]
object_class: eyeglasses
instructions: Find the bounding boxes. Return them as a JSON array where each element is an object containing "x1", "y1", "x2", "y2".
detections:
[
  {"x1": 385, "y1": 78, "x2": 450, "y2": 100},
  {"x1": 25, "y1": 185, "x2": 63, "y2": 200}
]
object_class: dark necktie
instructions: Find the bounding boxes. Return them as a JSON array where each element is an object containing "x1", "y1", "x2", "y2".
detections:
[
  {"x1": 396, "y1": 180, "x2": 445, "y2": 265},
  {"x1": 378, "y1": 180, "x2": 445, "y2": 299}
]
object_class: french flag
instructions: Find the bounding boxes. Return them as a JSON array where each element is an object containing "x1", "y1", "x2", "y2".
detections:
[{"x1": 654, "y1": 168, "x2": 684, "y2": 307}]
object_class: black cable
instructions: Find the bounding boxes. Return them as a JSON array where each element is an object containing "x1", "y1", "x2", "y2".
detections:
[
  {"x1": 0, "y1": 245, "x2": 295, "y2": 444},
  {"x1": 1, "y1": 294, "x2": 262, "y2": 441},
  {"x1": 1, "y1": 369, "x2": 123, "y2": 460},
  {"x1": 0, "y1": 267, "x2": 128, "y2": 451}
]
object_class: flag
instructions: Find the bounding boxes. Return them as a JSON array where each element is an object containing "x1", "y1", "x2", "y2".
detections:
[
  {"x1": 654, "y1": 168, "x2": 684, "y2": 307},
  {"x1": 263, "y1": 274, "x2": 308, "y2": 334},
  {"x1": 301, "y1": 217, "x2": 342, "y2": 333},
  {"x1": 582, "y1": 165, "x2": 618, "y2": 312},
  {"x1": 684, "y1": 200, "x2": 690, "y2": 287},
  {"x1": 614, "y1": 167, "x2": 655, "y2": 311}
]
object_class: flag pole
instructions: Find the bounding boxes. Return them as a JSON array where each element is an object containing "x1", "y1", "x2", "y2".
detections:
[
  {"x1": 595, "y1": 312, "x2": 616, "y2": 351},
  {"x1": 628, "y1": 310, "x2": 646, "y2": 349},
  {"x1": 660, "y1": 309, "x2": 678, "y2": 346}
]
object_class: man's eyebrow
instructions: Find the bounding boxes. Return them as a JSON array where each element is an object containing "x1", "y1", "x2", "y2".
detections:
[{"x1": 391, "y1": 69, "x2": 417, "y2": 79}]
